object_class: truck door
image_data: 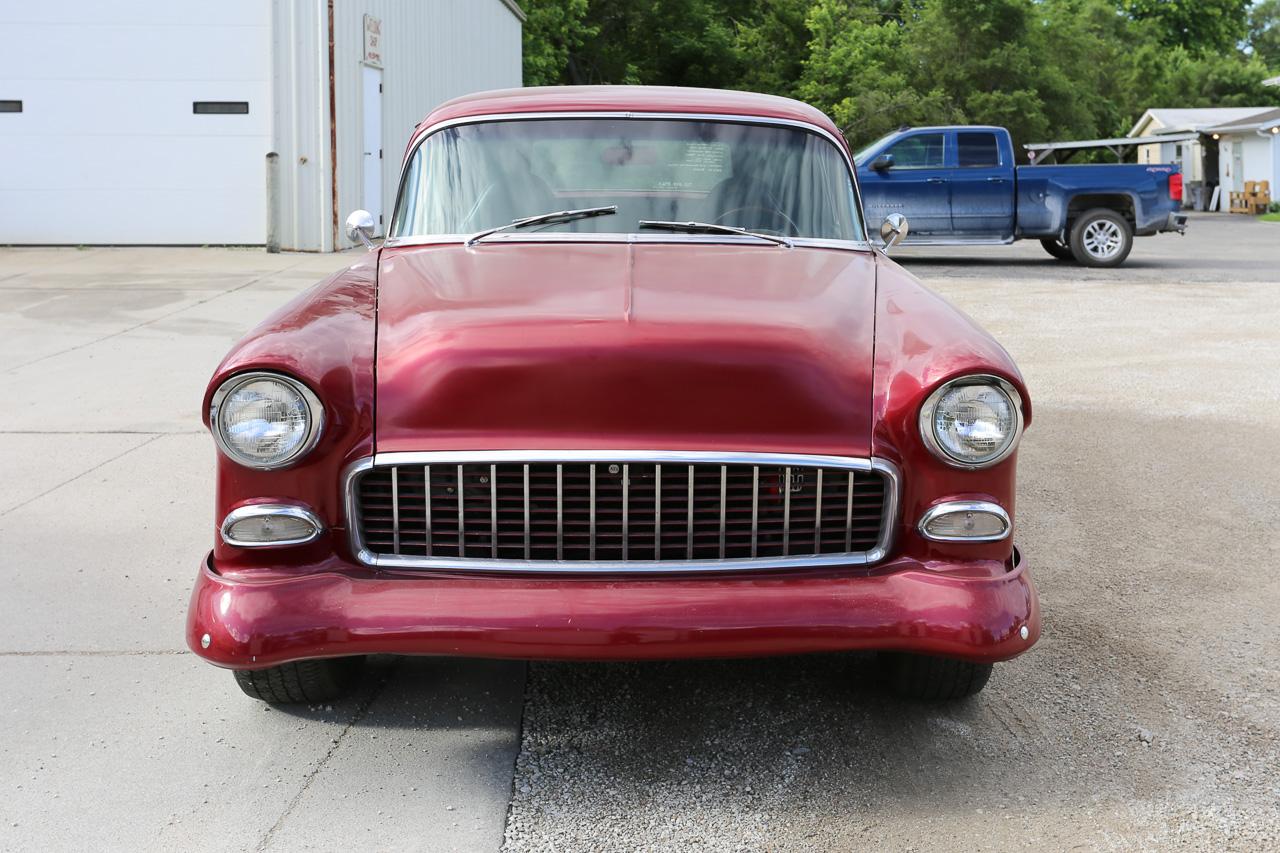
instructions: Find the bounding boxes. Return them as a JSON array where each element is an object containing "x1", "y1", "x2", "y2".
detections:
[
  {"x1": 858, "y1": 131, "x2": 952, "y2": 236},
  {"x1": 947, "y1": 130, "x2": 1015, "y2": 238}
]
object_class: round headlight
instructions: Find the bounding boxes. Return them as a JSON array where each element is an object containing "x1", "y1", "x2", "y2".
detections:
[
  {"x1": 919, "y1": 376, "x2": 1023, "y2": 468},
  {"x1": 209, "y1": 372, "x2": 323, "y2": 469}
]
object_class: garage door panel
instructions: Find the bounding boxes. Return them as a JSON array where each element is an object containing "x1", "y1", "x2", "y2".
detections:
[
  {"x1": 0, "y1": 188, "x2": 264, "y2": 245},
  {"x1": 0, "y1": 22, "x2": 269, "y2": 83},
  {"x1": 0, "y1": 80, "x2": 269, "y2": 136},
  {"x1": 0, "y1": 136, "x2": 268, "y2": 192},
  {"x1": 0, "y1": 0, "x2": 269, "y2": 27}
]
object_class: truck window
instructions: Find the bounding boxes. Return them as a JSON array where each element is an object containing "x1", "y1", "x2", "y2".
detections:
[
  {"x1": 885, "y1": 133, "x2": 944, "y2": 169},
  {"x1": 957, "y1": 132, "x2": 1001, "y2": 168}
]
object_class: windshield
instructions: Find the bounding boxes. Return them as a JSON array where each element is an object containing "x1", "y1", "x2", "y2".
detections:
[
  {"x1": 853, "y1": 131, "x2": 901, "y2": 165},
  {"x1": 391, "y1": 118, "x2": 864, "y2": 242}
]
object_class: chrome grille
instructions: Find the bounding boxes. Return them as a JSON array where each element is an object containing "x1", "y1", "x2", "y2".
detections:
[{"x1": 348, "y1": 452, "x2": 897, "y2": 572}]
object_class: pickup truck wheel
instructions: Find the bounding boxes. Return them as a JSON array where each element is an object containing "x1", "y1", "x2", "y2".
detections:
[
  {"x1": 881, "y1": 653, "x2": 993, "y2": 700},
  {"x1": 232, "y1": 657, "x2": 365, "y2": 704},
  {"x1": 1039, "y1": 238, "x2": 1074, "y2": 261},
  {"x1": 1069, "y1": 208, "x2": 1133, "y2": 267}
]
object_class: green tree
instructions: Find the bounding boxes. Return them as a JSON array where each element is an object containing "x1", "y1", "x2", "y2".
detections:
[
  {"x1": 522, "y1": 0, "x2": 597, "y2": 86},
  {"x1": 731, "y1": 0, "x2": 812, "y2": 97},
  {"x1": 518, "y1": 0, "x2": 1277, "y2": 155},
  {"x1": 1250, "y1": 0, "x2": 1280, "y2": 70},
  {"x1": 1122, "y1": 0, "x2": 1251, "y2": 54},
  {"x1": 796, "y1": 0, "x2": 959, "y2": 143}
]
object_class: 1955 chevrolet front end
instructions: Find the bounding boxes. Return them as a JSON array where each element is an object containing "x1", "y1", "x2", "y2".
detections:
[{"x1": 187, "y1": 86, "x2": 1038, "y2": 704}]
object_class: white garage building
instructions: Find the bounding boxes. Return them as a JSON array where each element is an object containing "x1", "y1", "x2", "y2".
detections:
[{"x1": 0, "y1": 0, "x2": 524, "y2": 250}]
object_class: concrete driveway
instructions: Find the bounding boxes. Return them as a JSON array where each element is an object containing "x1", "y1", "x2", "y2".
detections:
[{"x1": 1, "y1": 214, "x2": 1277, "y2": 851}]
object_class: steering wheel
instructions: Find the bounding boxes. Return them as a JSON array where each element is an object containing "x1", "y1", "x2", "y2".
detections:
[{"x1": 712, "y1": 206, "x2": 800, "y2": 237}]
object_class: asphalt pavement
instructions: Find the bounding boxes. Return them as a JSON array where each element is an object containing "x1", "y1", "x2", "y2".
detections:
[{"x1": 1, "y1": 213, "x2": 1277, "y2": 851}]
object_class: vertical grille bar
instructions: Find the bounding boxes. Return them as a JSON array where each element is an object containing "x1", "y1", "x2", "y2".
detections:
[
  {"x1": 686, "y1": 465, "x2": 694, "y2": 560},
  {"x1": 588, "y1": 463, "x2": 597, "y2": 561},
  {"x1": 813, "y1": 469, "x2": 823, "y2": 555},
  {"x1": 622, "y1": 463, "x2": 630, "y2": 560},
  {"x1": 782, "y1": 466, "x2": 792, "y2": 556},
  {"x1": 523, "y1": 464, "x2": 531, "y2": 560},
  {"x1": 490, "y1": 464, "x2": 498, "y2": 558},
  {"x1": 750, "y1": 466, "x2": 759, "y2": 558},
  {"x1": 555, "y1": 463, "x2": 564, "y2": 561},
  {"x1": 718, "y1": 464, "x2": 727, "y2": 558},
  {"x1": 424, "y1": 465, "x2": 432, "y2": 556},
  {"x1": 456, "y1": 463, "x2": 465, "y2": 557},
  {"x1": 654, "y1": 464, "x2": 662, "y2": 560},
  {"x1": 845, "y1": 470, "x2": 855, "y2": 552},
  {"x1": 391, "y1": 466, "x2": 401, "y2": 555}
]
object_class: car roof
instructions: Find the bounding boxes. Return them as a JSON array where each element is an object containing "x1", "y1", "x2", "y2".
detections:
[{"x1": 408, "y1": 85, "x2": 845, "y2": 151}]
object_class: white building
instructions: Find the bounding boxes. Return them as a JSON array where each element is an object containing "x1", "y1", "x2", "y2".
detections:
[
  {"x1": 1128, "y1": 107, "x2": 1279, "y2": 210},
  {"x1": 0, "y1": 0, "x2": 524, "y2": 250},
  {"x1": 1206, "y1": 109, "x2": 1280, "y2": 196}
]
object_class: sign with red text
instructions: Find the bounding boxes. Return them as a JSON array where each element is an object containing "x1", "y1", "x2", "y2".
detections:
[{"x1": 363, "y1": 15, "x2": 383, "y2": 68}]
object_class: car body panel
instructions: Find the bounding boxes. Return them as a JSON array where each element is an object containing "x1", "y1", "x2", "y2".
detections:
[
  {"x1": 857, "y1": 124, "x2": 1183, "y2": 242},
  {"x1": 188, "y1": 550, "x2": 1038, "y2": 668},
  {"x1": 375, "y1": 242, "x2": 878, "y2": 456}
]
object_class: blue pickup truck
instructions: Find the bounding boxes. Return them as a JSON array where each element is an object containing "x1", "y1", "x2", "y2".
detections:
[{"x1": 855, "y1": 125, "x2": 1187, "y2": 267}]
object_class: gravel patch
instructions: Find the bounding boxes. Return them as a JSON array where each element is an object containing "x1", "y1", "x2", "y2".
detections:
[{"x1": 502, "y1": 216, "x2": 1280, "y2": 852}]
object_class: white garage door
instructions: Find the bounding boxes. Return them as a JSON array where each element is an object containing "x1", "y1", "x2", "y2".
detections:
[{"x1": 0, "y1": 0, "x2": 271, "y2": 244}]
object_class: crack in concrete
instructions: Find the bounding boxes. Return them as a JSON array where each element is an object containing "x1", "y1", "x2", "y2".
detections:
[
  {"x1": 0, "y1": 649, "x2": 188, "y2": 656},
  {"x1": 0, "y1": 433, "x2": 162, "y2": 518},
  {"x1": 0, "y1": 429, "x2": 202, "y2": 435},
  {"x1": 253, "y1": 662, "x2": 399, "y2": 852},
  {"x1": 4, "y1": 260, "x2": 308, "y2": 374}
]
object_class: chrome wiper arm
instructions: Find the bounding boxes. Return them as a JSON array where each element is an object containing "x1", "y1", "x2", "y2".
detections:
[
  {"x1": 466, "y1": 205, "x2": 618, "y2": 246},
  {"x1": 638, "y1": 219, "x2": 793, "y2": 248}
]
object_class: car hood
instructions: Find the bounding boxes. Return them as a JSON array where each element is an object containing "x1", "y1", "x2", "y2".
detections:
[{"x1": 374, "y1": 242, "x2": 878, "y2": 455}]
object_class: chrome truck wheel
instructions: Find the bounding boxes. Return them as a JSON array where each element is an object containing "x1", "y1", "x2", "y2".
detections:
[{"x1": 1070, "y1": 208, "x2": 1133, "y2": 267}]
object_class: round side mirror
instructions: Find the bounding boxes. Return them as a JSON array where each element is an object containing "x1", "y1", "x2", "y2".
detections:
[
  {"x1": 879, "y1": 213, "x2": 909, "y2": 253},
  {"x1": 345, "y1": 209, "x2": 376, "y2": 249}
]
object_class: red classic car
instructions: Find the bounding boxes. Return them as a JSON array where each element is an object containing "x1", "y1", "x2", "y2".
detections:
[{"x1": 189, "y1": 86, "x2": 1038, "y2": 704}]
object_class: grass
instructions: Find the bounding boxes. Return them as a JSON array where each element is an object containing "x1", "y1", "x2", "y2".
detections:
[{"x1": 1260, "y1": 212, "x2": 1280, "y2": 222}]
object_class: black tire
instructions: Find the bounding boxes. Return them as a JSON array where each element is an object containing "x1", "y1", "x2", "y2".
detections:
[
  {"x1": 1039, "y1": 237, "x2": 1074, "y2": 261},
  {"x1": 233, "y1": 657, "x2": 365, "y2": 704},
  {"x1": 1069, "y1": 208, "x2": 1133, "y2": 268},
  {"x1": 882, "y1": 653, "x2": 993, "y2": 700}
]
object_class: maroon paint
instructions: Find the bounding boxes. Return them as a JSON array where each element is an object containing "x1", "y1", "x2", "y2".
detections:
[
  {"x1": 188, "y1": 552, "x2": 1037, "y2": 669},
  {"x1": 188, "y1": 86, "x2": 1039, "y2": 668},
  {"x1": 375, "y1": 243, "x2": 877, "y2": 454}
]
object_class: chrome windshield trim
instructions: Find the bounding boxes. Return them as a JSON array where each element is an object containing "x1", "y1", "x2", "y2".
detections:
[
  {"x1": 343, "y1": 451, "x2": 900, "y2": 574},
  {"x1": 917, "y1": 500, "x2": 1011, "y2": 543},
  {"x1": 382, "y1": 232, "x2": 872, "y2": 251},
  {"x1": 387, "y1": 109, "x2": 869, "y2": 247},
  {"x1": 220, "y1": 503, "x2": 325, "y2": 548}
]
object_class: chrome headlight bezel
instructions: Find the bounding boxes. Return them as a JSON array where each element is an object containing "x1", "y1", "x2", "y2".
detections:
[
  {"x1": 209, "y1": 371, "x2": 324, "y2": 470},
  {"x1": 918, "y1": 374, "x2": 1024, "y2": 469}
]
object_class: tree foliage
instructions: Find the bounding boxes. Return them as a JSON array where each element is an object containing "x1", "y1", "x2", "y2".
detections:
[
  {"x1": 521, "y1": 0, "x2": 1280, "y2": 152},
  {"x1": 1251, "y1": 0, "x2": 1280, "y2": 70}
]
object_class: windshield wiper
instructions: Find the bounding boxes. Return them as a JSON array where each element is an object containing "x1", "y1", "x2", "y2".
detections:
[
  {"x1": 638, "y1": 220, "x2": 793, "y2": 248},
  {"x1": 466, "y1": 206, "x2": 618, "y2": 246}
]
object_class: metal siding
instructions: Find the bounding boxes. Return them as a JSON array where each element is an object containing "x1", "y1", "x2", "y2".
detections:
[
  {"x1": 330, "y1": 0, "x2": 522, "y2": 249},
  {"x1": 270, "y1": 0, "x2": 331, "y2": 251}
]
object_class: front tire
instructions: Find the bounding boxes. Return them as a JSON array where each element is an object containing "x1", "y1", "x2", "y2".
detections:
[
  {"x1": 1039, "y1": 237, "x2": 1074, "y2": 261},
  {"x1": 232, "y1": 657, "x2": 365, "y2": 704},
  {"x1": 882, "y1": 653, "x2": 993, "y2": 700},
  {"x1": 1069, "y1": 208, "x2": 1133, "y2": 268}
]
